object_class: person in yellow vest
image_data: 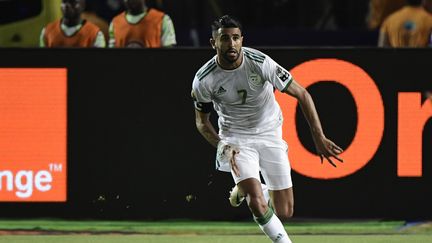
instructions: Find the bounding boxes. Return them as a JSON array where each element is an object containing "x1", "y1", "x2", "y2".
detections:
[
  {"x1": 40, "y1": 0, "x2": 106, "y2": 48},
  {"x1": 109, "y1": 0, "x2": 176, "y2": 48},
  {"x1": 82, "y1": 1, "x2": 110, "y2": 43},
  {"x1": 379, "y1": 0, "x2": 432, "y2": 47}
]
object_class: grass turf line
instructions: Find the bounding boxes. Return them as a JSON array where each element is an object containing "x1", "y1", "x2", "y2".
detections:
[
  {"x1": 0, "y1": 235, "x2": 432, "y2": 243},
  {"x1": 0, "y1": 219, "x2": 422, "y2": 235}
]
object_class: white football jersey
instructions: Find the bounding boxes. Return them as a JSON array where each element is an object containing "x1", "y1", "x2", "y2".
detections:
[{"x1": 192, "y1": 47, "x2": 293, "y2": 135}]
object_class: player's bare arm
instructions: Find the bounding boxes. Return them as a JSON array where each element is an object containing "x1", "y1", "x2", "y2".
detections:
[
  {"x1": 194, "y1": 109, "x2": 241, "y2": 176},
  {"x1": 194, "y1": 109, "x2": 219, "y2": 147},
  {"x1": 283, "y1": 79, "x2": 343, "y2": 167}
]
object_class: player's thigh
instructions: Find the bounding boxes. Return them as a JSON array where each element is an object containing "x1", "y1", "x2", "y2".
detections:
[
  {"x1": 259, "y1": 146, "x2": 292, "y2": 191},
  {"x1": 231, "y1": 145, "x2": 261, "y2": 185}
]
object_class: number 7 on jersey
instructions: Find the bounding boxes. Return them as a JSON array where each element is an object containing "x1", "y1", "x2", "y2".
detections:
[{"x1": 237, "y1": 89, "x2": 247, "y2": 104}]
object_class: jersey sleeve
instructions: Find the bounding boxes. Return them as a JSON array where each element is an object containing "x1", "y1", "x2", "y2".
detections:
[
  {"x1": 261, "y1": 55, "x2": 293, "y2": 92},
  {"x1": 191, "y1": 77, "x2": 213, "y2": 112},
  {"x1": 39, "y1": 27, "x2": 46, "y2": 47}
]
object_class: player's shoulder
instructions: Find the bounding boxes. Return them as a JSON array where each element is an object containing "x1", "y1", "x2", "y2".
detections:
[
  {"x1": 243, "y1": 47, "x2": 267, "y2": 64},
  {"x1": 194, "y1": 57, "x2": 218, "y2": 82}
]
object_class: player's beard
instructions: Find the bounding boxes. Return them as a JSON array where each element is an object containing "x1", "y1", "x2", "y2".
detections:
[{"x1": 221, "y1": 48, "x2": 240, "y2": 64}]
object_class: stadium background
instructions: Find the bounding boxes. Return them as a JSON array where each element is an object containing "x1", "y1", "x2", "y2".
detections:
[
  {"x1": 0, "y1": 48, "x2": 430, "y2": 221},
  {"x1": 0, "y1": 0, "x2": 431, "y2": 225},
  {"x1": 1, "y1": 0, "x2": 378, "y2": 47}
]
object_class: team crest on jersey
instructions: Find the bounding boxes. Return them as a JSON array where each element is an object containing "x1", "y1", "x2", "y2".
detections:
[
  {"x1": 276, "y1": 66, "x2": 290, "y2": 82},
  {"x1": 248, "y1": 73, "x2": 262, "y2": 86}
]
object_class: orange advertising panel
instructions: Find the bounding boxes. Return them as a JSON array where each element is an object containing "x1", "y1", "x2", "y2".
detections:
[
  {"x1": 276, "y1": 58, "x2": 432, "y2": 179},
  {"x1": 0, "y1": 68, "x2": 67, "y2": 202},
  {"x1": 276, "y1": 59, "x2": 385, "y2": 179}
]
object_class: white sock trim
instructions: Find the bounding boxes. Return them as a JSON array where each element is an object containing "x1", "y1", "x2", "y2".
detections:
[{"x1": 259, "y1": 214, "x2": 291, "y2": 243}]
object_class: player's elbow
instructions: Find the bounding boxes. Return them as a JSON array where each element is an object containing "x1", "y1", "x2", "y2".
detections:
[{"x1": 295, "y1": 86, "x2": 310, "y2": 103}]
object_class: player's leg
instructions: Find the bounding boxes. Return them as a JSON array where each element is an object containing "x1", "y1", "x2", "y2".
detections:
[
  {"x1": 269, "y1": 187, "x2": 294, "y2": 221},
  {"x1": 231, "y1": 145, "x2": 292, "y2": 243},
  {"x1": 228, "y1": 145, "x2": 267, "y2": 216},
  {"x1": 260, "y1": 146, "x2": 294, "y2": 221},
  {"x1": 229, "y1": 182, "x2": 269, "y2": 207},
  {"x1": 237, "y1": 178, "x2": 291, "y2": 243},
  {"x1": 237, "y1": 178, "x2": 267, "y2": 217}
]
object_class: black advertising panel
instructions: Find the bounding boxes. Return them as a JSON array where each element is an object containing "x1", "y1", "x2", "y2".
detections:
[{"x1": 0, "y1": 48, "x2": 430, "y2": 220}]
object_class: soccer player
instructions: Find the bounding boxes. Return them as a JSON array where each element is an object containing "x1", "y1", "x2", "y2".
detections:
[
  {"x1": 109, "y1": 0, "x2": 176, "y2": 48},
  {"x1": 191, "y1": 15, "x2": 343, "y2": 243},
  {"x1": 40, "y1": 0, "x2": 106, "y2": 48}
]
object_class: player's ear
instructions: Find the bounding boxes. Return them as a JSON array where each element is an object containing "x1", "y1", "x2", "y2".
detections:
[{"x1": 209, "y1": 38, "x2": 216, "y2": 49}]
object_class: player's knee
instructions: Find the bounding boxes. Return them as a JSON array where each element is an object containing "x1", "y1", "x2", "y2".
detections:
[
  {"x1": 275, "y1": 206, "x2": 294, "y2": 221},
  {"x1": 248, "y1": 195, "x2": 268, "y2": 216}
]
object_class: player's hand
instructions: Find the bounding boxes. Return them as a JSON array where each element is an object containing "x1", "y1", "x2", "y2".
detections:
[
  {"x1": 227, "y1": 146, "x2": 240, "y2": 177},
  {"x1": 314, "y1": 136, "x2": 343, "y2": 167},
  {"x1": 217, "y1": 141, "x2": 241, "y2": 176}
]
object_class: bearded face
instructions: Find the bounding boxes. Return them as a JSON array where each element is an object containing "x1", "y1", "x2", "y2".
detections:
[{"x1": 212, "y1": 27, "x2": 243, "y2": 69}]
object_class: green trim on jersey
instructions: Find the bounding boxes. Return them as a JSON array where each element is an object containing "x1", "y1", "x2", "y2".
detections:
[
  {"x1": 243, "y1": 49, "x2": 265, "y2": 63},
  {"x1": 197, "y1": 59, "x2": 217, "y2": 81},
  {"x1": 243, "y1": 49, "x2": 265, "y2": 59}
]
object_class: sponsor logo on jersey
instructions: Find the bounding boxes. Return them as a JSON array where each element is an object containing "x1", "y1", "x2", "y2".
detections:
[
  {"x1": 216, "y1": 86, "x2": 227, "y2": 95},
  {"x1": 276, "y1": 66, "x2": 290, "y2": 82}
]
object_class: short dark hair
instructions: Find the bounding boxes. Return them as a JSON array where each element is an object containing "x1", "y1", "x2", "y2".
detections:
[
  {"x1": 211, "y1": 15, "x2": 243, "y2": 36},
  {"x1": 407, "y1": 0, "x2": 422, "y2": 5}
]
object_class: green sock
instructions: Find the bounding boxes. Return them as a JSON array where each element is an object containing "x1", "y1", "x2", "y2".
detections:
[{"x1": 253, "y1": 206, "x2": 274, "y2": 226}]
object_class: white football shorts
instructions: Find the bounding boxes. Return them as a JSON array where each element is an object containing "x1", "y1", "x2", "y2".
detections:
[{"x1": 216, "y1": 125, "x2": 292, "y2": 191}]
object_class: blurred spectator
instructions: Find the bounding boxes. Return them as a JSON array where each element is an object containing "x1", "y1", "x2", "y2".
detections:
[
  {"x1": 40, "y1": 0, "x2": 106, "y2": 47},
  {"x1": 424, "y1": 0, "x2": 432, "y2": 13},
  {"x1": 82, "y1": 1, "x2": 110, "y2": 42},
  {"x1": 367, "y1": 0, "x2": 406, "y2": 30},
  {"x1": 109, "y1": 0, "x2": 176, "y2": 48},
  {"x1": 378, "y1": 0, "x2": 432, "y2": 47}
]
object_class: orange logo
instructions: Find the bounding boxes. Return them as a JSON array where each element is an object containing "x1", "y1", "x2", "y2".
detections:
[
  {"x1": 276, "y1": 59, "x2": 432, "y2": 179},
  {"x1": 0, "y1": 68, "x2": 67, "y2": 201},
  {"x1": 398, "y1": 93, "x2": 432, "y2": 177}
]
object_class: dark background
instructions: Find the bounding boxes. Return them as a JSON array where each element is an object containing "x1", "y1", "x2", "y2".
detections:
[
  {"x1": 0, "y1": 48, "x2": 430, "y2": 220},
  {"x1": 91, "y1": 0, "x2": 377, "y2": 46},
  {"x1": 0, "y1": 0, "x2": 379, "y2": 47}
]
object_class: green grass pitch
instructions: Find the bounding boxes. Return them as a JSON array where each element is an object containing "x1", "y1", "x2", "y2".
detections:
[{"x1": 0, "y1": 219, "x2": 431, "y2": 243}]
